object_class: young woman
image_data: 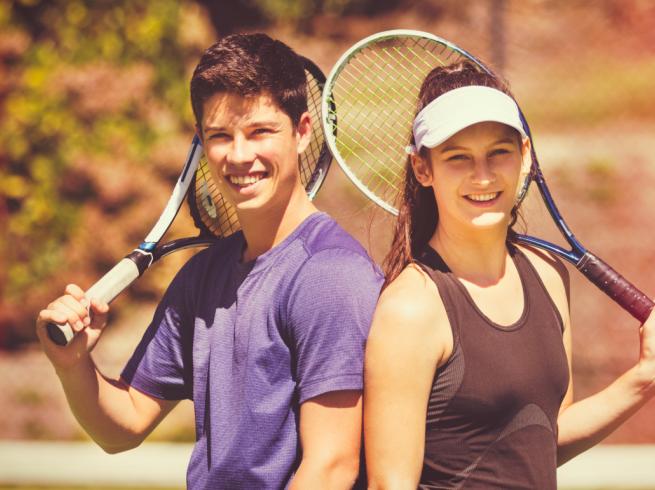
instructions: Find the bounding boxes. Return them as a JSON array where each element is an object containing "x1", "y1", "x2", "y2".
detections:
[{"x1": 364, "y1": 61, "x2": 655, "y2": 489}]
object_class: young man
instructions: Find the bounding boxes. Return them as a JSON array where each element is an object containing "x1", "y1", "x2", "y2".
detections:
[{"x1": 36, "y1": 34, "x2": 383, "y2": 489}]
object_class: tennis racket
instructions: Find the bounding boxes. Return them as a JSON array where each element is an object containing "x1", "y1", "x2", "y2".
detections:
[
  {"x1": 47, "y1": 56, "x2": 331, "y2": 346},
  {"x1": 321, "y1": 29, "x2": 653, "y2": 323}
]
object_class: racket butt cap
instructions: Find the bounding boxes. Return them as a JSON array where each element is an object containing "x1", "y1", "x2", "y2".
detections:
[{"x1": 46, "y1": 322, "x2": 74, "y2": 346}]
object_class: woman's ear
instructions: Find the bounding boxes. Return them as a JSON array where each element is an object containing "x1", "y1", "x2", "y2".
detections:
[
  {"x1": 411, "y1": 153, "x2": 433, "y2": 187},
  {"x1": 520, "y1": 137, "x2": 532, "y2": 179},
  {"x1": 520, "y1": 136, "x2": 532, "y2": 163},
  {"x1": 515, "y1": 137, "x2": 533, "y2": 201}
]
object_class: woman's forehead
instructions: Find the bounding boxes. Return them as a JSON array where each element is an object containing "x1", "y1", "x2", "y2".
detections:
[{"x1": 442, "y1": 122, "x2": 520, "y2": 146}]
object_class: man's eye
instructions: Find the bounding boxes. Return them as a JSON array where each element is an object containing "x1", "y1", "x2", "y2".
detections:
[
  {"x1": 253, "y1": 127, "x2": 274, "y2": 135},
  {"x1": 209, "y1": 133, "x2": 230, "y2": 140}
]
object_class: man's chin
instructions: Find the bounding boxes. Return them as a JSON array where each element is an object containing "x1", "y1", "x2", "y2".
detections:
[{"x1": 231, "y1": 196, "x2": 272, "y2": 215}]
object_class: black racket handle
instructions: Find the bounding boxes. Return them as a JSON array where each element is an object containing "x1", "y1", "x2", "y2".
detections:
[{"x1": 578, "y1": 251, "x2": 654, "y2": 324}]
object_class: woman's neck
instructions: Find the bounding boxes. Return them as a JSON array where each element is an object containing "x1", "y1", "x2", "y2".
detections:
[{"x1": 429, "y1": 223, "x2": 510, "y2": 286}]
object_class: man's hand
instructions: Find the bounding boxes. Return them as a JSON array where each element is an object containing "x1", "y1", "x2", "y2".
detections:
[{"x1": 36, "y1": 283, "x2": 109, "y2": 370}]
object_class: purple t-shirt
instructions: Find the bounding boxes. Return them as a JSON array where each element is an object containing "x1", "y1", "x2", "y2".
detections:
[{"x1": 121, "y1": 212, "x2": 383, "y2": 489}]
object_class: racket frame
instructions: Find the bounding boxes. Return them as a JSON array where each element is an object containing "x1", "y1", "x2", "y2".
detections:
[
  {"x1": 322, "y1": 29, "x2": 653, "y2": 323},
  {"x1": 321, "y1": 29, "x2": 479, "y2": 215}
]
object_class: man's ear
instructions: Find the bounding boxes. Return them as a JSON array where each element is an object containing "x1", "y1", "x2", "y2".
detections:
[
  {"x1": 296, "y1": 112, "x2": 312, "y2": 155},
  {"x1": 411, "y1": 152, "x2": 433, "y2": 187}
]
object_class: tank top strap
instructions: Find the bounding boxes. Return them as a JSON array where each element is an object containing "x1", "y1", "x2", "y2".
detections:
[
  {"x1": 414, "y1": 248, "x2": 463, "y2": 346},
  {"x1": 508, "y1": 244, "x2": 565, "y2": 333}
]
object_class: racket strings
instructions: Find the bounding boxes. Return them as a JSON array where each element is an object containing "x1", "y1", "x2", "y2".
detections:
[
  {"x1": 326, "y1": 37, "x2": 467, "y2": 209},
  {"x1": 189, "y1": 66, "x2": 326, "y2": 238},
  {"x1": 194, "y1": 155, "x2": 241, "y2": 237},
  {"x1": 300, "y1": 72, "x2": 326, "y2": 193},
  {"x1": 328, "y1": 59, "x2": 411, "y2": 192}
]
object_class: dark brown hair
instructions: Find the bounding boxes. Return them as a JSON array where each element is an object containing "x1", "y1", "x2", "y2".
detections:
[
  {"x1": 190, "y1": 33, "x2": 307, "y2": 129},
  {"x1": 383, "y1": 60, "x2": 519, "y2": 286}
]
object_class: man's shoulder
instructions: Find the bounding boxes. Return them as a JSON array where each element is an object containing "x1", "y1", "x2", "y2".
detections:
[
  {"x1": 289, "y1": 213, "x2": 383, "y2": 291},
  {"x1": 177, "y1": 232, "x2": 243, "y2": 277},
  {"x1": 298, "y1": 213, "x2": 374, "y2": 263}
]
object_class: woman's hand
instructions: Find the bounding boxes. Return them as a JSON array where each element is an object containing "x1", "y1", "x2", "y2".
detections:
[{"x1": 636, "y1": 308, "x2": 655, "y2": 396}]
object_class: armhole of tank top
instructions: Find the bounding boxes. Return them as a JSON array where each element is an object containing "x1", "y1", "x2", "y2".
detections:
[
  {"x1": 512, "y1": 247, "x2": 566, "y2": 334},
  {"x1": 414, "y1": 260, "x2": 461, "y2": 365}
]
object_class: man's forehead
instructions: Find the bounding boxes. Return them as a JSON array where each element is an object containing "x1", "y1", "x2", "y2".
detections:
[{"x1": 202, "y1": 92, "x2": 283, "y2": 125}]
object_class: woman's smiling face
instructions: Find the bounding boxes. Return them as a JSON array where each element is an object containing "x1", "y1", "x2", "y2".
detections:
[{"x1": 412, "y1": 121, "x2": 528, "y2": 231}]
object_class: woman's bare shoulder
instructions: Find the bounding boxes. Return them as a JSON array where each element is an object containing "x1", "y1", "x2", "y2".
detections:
[{"x1": 370, "y1": 264, "x2": 453, "y2": 365}]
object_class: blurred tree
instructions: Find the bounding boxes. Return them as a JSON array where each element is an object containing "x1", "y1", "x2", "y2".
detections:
[
  {"x1": 0, "y1": 0, "x2": 206, "y2": 347},
  {"x1": 196, "y1": 0, "x2": 404, "y2": 35}
]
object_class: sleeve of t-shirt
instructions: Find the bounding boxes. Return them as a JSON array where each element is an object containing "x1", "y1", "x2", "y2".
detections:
[
  {"x1": 285, "y1": 248, "x2": 383, "y2": 404},
  {"x1": 120, "y1": 258, "x2": 196, "y2": 401}
]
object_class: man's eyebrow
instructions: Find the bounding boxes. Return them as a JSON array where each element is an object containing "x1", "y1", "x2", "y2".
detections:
[
  {"x1": 204, "y1": 120, "x2": 282, "y2": 131},
  {"x1": 203, "y1": 125, "x2": 227, "y2": 132},
  {"x1": 248, "y1": 119, "x2": 283, "y2": 127}
]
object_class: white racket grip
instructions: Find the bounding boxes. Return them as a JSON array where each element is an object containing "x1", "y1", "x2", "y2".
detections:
[
  {"x1": 85, "y1": 257, "x2": 141, "y2": 304},
  {"x1": 46, "y1": 258, "x2": 141, "y2": 346}
]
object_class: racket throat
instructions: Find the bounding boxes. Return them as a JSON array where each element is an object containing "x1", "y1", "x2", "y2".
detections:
[{"x1": 128, "y1": 246, "x2": 156, "y2": 276}]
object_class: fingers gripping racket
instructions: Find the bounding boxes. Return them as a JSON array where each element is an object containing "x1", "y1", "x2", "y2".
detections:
[
  {"x1": 321, "y1": 29, "x2": 653, "y2": 323},
  {"x1": 47, "y1": 57, "x2": 331, "y2": 346}
]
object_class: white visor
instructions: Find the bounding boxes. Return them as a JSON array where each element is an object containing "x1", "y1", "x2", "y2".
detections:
[{"x1": 411, "y1": 85, "x2": 528, "y2": 153}]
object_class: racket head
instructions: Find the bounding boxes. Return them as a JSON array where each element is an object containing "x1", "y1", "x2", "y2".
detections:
[
  {"x1": 321, "y1": 29, "x2": 534, "y2": 216},
  {"x1": 188, "y1": 56, "x2": 331, "y2": 238}
]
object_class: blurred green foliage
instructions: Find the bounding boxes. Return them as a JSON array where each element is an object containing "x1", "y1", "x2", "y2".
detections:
[
  {"x1": 196, "y1": 0, "x2": 406, "y2": 35},
  {"x1": 0, "y1": 0, "x2": 206, "y2": 345}
]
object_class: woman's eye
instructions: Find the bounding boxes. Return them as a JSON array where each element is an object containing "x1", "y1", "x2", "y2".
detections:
[
  {"x1": 489, "y1": 148, "x2": 511, "y2": 157},
  {"x1": 447, "y1": 154, "x2": 468, "y2": 162}
]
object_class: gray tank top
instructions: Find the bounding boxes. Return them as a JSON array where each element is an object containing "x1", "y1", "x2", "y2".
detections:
[{"x1": 417, "y1": 245, "x2": 569, "y2": 490}]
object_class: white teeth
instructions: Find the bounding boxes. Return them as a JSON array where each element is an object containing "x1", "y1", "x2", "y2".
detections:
[
  {"x1": 467, "y1": 192, "x2": 499, "y2": 202},
  {"x1": 228, "y1": 174, "x2": 265, "y2": 185}
]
